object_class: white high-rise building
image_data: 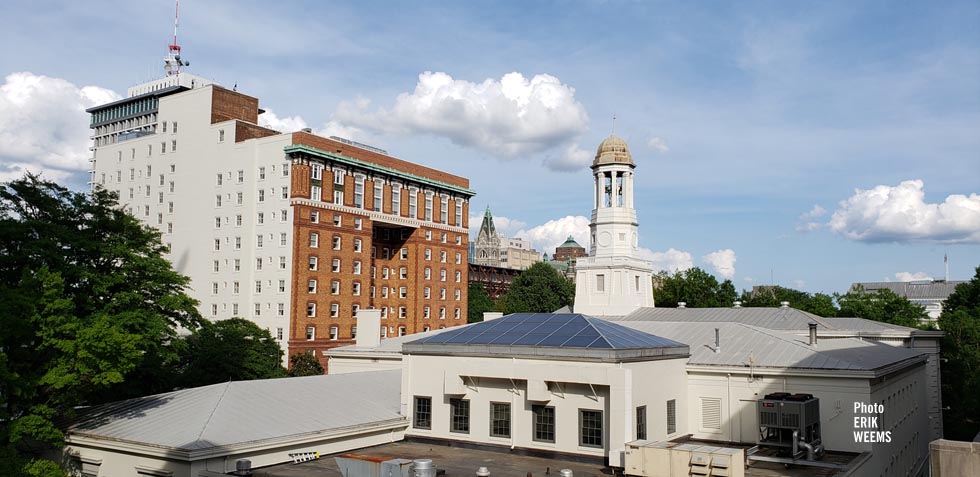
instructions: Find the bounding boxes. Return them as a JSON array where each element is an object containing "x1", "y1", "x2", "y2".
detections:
[{"x1": 574, "y1": 134, "x2": 655, "y2": 315}]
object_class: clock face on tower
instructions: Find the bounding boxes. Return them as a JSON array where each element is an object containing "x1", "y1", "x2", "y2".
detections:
[{"x1": 598, "y1": 231, "x2": 612, "y2": 247}]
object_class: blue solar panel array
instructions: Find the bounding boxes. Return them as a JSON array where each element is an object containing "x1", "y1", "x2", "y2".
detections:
[{"x1": 411, "y1": 313, "x2": 685, "y2": 349}]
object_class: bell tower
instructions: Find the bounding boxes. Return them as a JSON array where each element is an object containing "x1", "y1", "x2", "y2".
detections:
[{"x1": 574, "y1": 134, "x2": 655, "y2": 315}]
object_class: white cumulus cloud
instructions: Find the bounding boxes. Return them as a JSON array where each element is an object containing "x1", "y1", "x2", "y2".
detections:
[
  {"x1": 544, "y1": 143, "x2": 593, "y2": 172},
  {"x1": 258, "y1": 108, "x2": 309, "y2": 133},
  {"x1": 647, "y1": 136, "x2": 669, "y2": 153},
  {"x1": 829, "y1": 180, "x2": 980, "y2": 243},
  {"x1": 892, "y1": 271, "x2": 933, "y2": 282},
  {"x1": 795, "y1": 204, "x2": 827, "y2": 232},
  {"x1": 334, "y1": 71, "x2": 590, "y2": 167},
  {"x1": 0, "y1": 72, "x2": 120, "y2": 184},
  {"x1": 638, "y1": 247, "x2": 694, "y2": 273},
  {"x1": 468, "y1": 212, "x2": 527, "y2": 238},
  {"x1": 514, "y1": 215, "x2": 591, "y2": 255},
  {"x1": 702, "y1": 249, "x2": 737, "y2": 278}
]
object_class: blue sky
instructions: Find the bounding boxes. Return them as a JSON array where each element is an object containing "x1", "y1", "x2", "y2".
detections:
[{"x1": 1, "y1": 0, "x2": 978, "y2": 295}]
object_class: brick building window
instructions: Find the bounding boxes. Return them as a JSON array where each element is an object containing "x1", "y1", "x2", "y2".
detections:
[
  {"x1": 354, "y1": 239, "x2": 362, "y2": 253},
  {"x1": 330, "y1": 303, "x2": 339, "y2": 318},
  {"x1": 307, "y1": 302, "x2": 316, "y2": 317},
  {"x1": 311, "y1": 211, "x2": 319, "y2": 223},
  {"x1": 353, "y1": 260, "x2": 362, "y2": 274},
  {"x1": 310, "y1": 232, "x2": 319, "y2": 248},
  {"x1": 392, "y1": 186, "x2": 401, "y2": 215},
  {"x1": 333, "y1": 236, "x2": 341, "y2": 250},
  {"x1": 306, "y1": 326, "x2": 315, "y2": 340},
  {"x1": 329, "y1": 326, "x2": 339, "y2": 340},
  {"x1": 353, "y1": 282, "x2": 361, "y2": 296},
  {"x1": 409, "y1": 188, "x2": 418, "y2": 218},
  {"x1": 308, "y1": 279, "x2": 317, "y2": 294},
  {"x1": 332, "y1": 259, "x2": 341, "y2": 273},
  {"x1": 440, "y1": 196, "x2": 448, "y2": 224},
  {"x1": 331, "y1": 280, "x2": 340, "y2": 295}
]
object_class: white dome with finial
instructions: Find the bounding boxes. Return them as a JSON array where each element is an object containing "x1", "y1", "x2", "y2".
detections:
[{"x1": 593, "y1": 134, "x2": 633, "y2": 167}]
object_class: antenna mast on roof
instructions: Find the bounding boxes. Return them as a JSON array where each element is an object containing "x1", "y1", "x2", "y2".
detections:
[{"x1": 163, "y1": 0, "x2": 190, "y2": 76}]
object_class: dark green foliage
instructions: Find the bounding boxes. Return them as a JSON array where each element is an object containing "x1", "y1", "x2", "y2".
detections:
[
  {"x1": 0, "y1": 174, "x2": 201, "y2": 474},
  {"x1": 467, "y1": 283, "x2": 495, "y2": 322},
  {"x1": 835, "y1": 286, "x2": 927, "y2": 328},
  {"x1": 178, "y1": 318, "x2": 285, "y2": 388},
  {"x1": 939, "y1": 266, "x2": 980, "y2": 440},
  {"x1": 288, "y1": 353, "x2": 325, "y2": 377},
  {"x1": 740, "y1": 286, "x2": 838, "y2": 317},
  {"x1": 653, "y1": 267, "x2": 738, "y2": 308},
  {"x1": 501, "y1": 262, "x2": 575, "y2": 314}
]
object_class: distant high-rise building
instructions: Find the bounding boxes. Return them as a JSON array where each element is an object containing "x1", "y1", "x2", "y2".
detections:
[{"x1": 87, "y1": 72, "x2": 474, "y2": 368}]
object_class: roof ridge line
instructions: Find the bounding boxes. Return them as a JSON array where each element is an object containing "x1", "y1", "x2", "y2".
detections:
[
  {"x1": 584, "y1": 315, "x2": 615, "y2": 347},
  {"x1": 736, "y1": 323, "x2": 862, "y2": 368},
  {"x1": 195, "y1": 380, "x2": 233, "y2": 443}
]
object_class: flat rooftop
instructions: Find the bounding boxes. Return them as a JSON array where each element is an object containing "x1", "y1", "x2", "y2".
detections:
[{"x1": 252, "y1": 439, "x2": 865, "y2": 477}]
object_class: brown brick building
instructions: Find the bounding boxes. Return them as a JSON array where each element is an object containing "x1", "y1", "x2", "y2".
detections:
[{"x1": 286, "y1": 134, "x2": 474, "y2": 369}]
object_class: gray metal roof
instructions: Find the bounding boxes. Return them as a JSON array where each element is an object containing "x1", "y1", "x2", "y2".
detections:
[
  {"x1": 405, "y1": 313, "x2": 689, "y2": 361},
  {"x1": 329, "y1": 326, "x2": 459, "y2": 355},
  {"x1": 617, "y1": 321, "x2": 925, "y2": 373},
  {"x1": 853, "y1": 280, "x2": 966, "y2": 300},
  {"x1": 609, "y1": 307, "x2": 916, "y2": 333},
  {"x1": 69, "y1": 370, "x2": 404, "y2": 452}
]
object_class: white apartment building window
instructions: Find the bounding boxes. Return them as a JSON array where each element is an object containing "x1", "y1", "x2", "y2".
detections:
[
  {"x1": 280, "y1": 232, "x2": 287, "y2": 246},
  {"x1": 374, "y1": 182, "x2": 383, "y2": 212},
  {"x1": 424, "y1": 306, "x2": 431, "y2": 319},
  {"x1": 333, "y1": 169, "x2": 344, "y2": 204},
  {"x1": 219, "y1": 130, "x2": 225, "y2": 142},
  {"x1": 282, "y1": 163, "x2": 289, "y2": 176},
  {"x1": 311, "y1": 185, "x2": 322, "y2": 201},
  {"x1": 398, "y1": 326, "x2": 406, "y2": 337},
  {"x1": 234, "y1": 259, "x2": 241, "y2": 271},
  {"x1": 332, "y1": 259, "x2": 341, "y2": 273},
  {"x1": 278, "y1": 280, "x2": 286, "y2": 292},
  {"x1": 158, "y1": 192, "x2": 164, "y2": 204},
  {"x1": 307, "y1": 304, "x2": 316, "y2": 318},
  {"x1": 333, "y1": 236, "x2": 341, "y2": 250},
  {"x1": 439, "y1": 288, "x2": 446, "y2": 300},
  {"x1": 354, "y1": 238, "x2": 362, "y2": 253},
  {"x1": 441, "y1": 233, "x2": 447, "y2": 243},
  {"x1": 211, "y1": 282, "x2": 219, "y2": 294},
  {"x1": 331, "y1": 280, "x2": 340, "y2": 295},
  {"x1": 171, "y1": 140, "x2": 177, "y2": 152},
  {"x1": 211, "y1": 304, "x2": 217, "y2": 316},
  {"x1": 162, "y1": 121, "x2": 167, "y2": 133},
  {"x1": 235, "y1": 237, "x2": 242, "y2": 249},
  {"x1": 161, "y1": 142, "x2": 166, "y2": 154},
  {"x1": 425, "y1": 230, "x2": 432, "y2": 240},
  {"x1": 279, "y1": 256, "x2": 286, "y2": 270},
  {"x1": 257, "y1": 212, "x2": 264, "y2": 224},
  {"x1": 353, "y1": 282, "x2": 361, "y2": 296},
  {"x1": 382, "y1": 267, "x2": 390, "y2": 279},
  {"x1": 233, "y1": 303, "x2": 239, "y2": 315},
  {"x1": 311, "y1": 210, "x2": 319, "y2": 223},
  {"x1": 281, "y1": 209, "x2": 288, "y2": 222},
  {"x1": 213, "y1": 239, "x2": 220, "y2": 251},
  {"x1": 129, "y1": 168, "x2": 135, "y2": 180},
  {"x1": 160, "y1": 174, "x2": 165, "y2": 186},
  {"x1": 309, "y1": 256, "x2": 318, "y2": 270},
  {"x1": 381, "y1": 308, "x2": 389, "y2": 320},
  {"x1": 382, "y1": 287, "x2": 389, "y2": 298},
  {"x1": 370, "y1": 286, "x2": 376, "y2": 298},
  {"x1": 308, "y1": 279, "x2": 317, "y2": 294},
  {"x1": 256, "y1": 235, "x2": 263, "y2": 248},
  {"x1": 330, "y1": 303, "x2": 339, "y2": 318},
  {"x1": 425, "y1": 193, "x2": 433, "y2": 221},
  {"x1": 353, "y1": 260, "x2": 362, "y2": 274},
  {"x1": 392, "y1": 186, "x2": 401, "y2": 215},
  {"x1": 254, "y1": 303, "x2": 261, "y2": 316},
  {"x1": 167, "y1": 223, "x2": 173, "y2": 233},
  {"x1": 157, "y1": 213, "x2": 163, "y2": 225},
  {"x1": 333, "y1": 214, "x2": 341, "y2": 226},
  {"x1": 117, "y1": 170, "x2": 122, "y2": 182},
  {"x1": 258, "y1": 189, "x2": 265, "y2": 202},
  {"x1": 172, "y1": 121, "x2": 177, "y2": 133},
  {"x1": 238, "y1": 170, "x2": 244, "y2": 183},
  {"x1": 237, "y1": 192, "x2": 243, "y2": 205},
  {"x1": 351, "y1": 326, "x2": 357, "y2": 339},
  {"x1": 259, "y1": 167, "x2": 266, "y2": 180},
  {"x1": 401, "y1": 248, "x2": 409, "y2": 260},
  {"x1": 128, "y1": 188, "x2": 134, "y2": 199},
  {"x1": 329, "y1": 326, "x2": 339, "y2": 340},
  {"x1": 306, "y1": 326, "x2": 315, "y2": 340},
  {"x1": 213, "y1": 260, "x2": 220, "y2": 273},
  {"x1": 354, "y1": 218, "x2": 362, "y2": 230},
  {"x1": 596, "y1": 274, "x2": 605, "y2": 292},
  {"x1": 255, "y1": 281, "x2": 262, "y2": 293},
  {"x1": 278, "y1": 303, "x2": 284, "y2": 316},
  {"x1": 147, "y1": 165, "x2": 152, "y2": 176},
  {"x1": 354, "y1": 176, "x2": 364, "y2": 208},
  {"x1": 233, "y1": 281, "x2": 240, "y2": 294},
  {"x1": 145, "y1": 186, "x2": 151, "y2": 197},
  {"x1": 440, "y1": 196, "x2": 448, "y2": 224},
  {"x1": 383, "y1": 248, "x2": 390, "y2": 260},
  {"x1": 276, "y1": 327, "x2": 283, "y2": 339},
  {"x1": 409, "y1": 189, "x2": 418, "y2": 218},
  {"x1": 281, "y1": 187, "x2": 288, "y2": 199},
  {"x1": 236, "y1": 214, "x2": 242, "y2": 226},
  {"x1": 455, "y1": 202, "x2": 463, "y2": 226},
  {"x1": 310, "y1": 232, "x2": 319, "y2": 248}
]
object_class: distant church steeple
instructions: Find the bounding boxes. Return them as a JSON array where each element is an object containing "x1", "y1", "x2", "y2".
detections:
[{"x1": 473, "y1": 206, "x2": 501, "y2": 267}]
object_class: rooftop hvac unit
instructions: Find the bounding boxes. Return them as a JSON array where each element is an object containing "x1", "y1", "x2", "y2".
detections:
[{"x1": 757, "y1": 393, "x2": 824, "y2": 460}]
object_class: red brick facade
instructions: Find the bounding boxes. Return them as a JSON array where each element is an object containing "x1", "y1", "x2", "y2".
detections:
[{"x1": 285, "y1": 138, "x2": 472, "y2": 371}]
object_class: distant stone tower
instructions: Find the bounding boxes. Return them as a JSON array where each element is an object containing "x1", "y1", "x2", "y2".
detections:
[
  {"x1": 573, "y1": 134, "x2": 655, "y2": 315},
  {"x1": 473, "y1": 206, "x2": 502, "y2": 267}
]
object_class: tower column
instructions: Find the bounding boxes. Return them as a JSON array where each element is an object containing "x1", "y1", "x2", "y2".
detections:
[
  {"x1": 595, "y1": 172, "x2": 602, "y2": 208},
  {"x1": 612, "y1": 171, "x2": 620, "y2": 208}
]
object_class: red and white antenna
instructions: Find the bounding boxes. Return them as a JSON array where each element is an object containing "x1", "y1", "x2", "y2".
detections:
[{"x1": 163, "y1": 0, "x2": 190, "y2": 76}]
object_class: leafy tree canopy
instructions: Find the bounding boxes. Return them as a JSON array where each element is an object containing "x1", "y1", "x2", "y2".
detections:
[
  {"x1": 178, "y1": 318, "x2": 285, "y2": 388},
  {"x1": 653, "y1": 267, "x2": 737, "y2": 308},
  {"x1": 0, "y1": 174, "x2": 201, "y2": 475},
  {"x1": 740, "y1": 286, "x2": 838, "y2": 317},
  {"x1": 939, "y1": 266, "x2": 980, "y2": 440},
  {"x1": 467, "y1": 283, "x2": 495, "y2": 323},
  {"x1": 835, "y1": 286, "x2": 927, "y2": 328},
  {"x1": 288, "y1": 353, "x2": 325, "y2": 377},
  {"x1": 501, "y1": 262, "x2": 575, "y2": 314}
]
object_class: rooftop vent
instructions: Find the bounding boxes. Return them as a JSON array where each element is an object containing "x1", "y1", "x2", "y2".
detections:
[
  {"x1": 300, "y1": 127, "x2": 312, "y2": 133},
  {"x1": 476, "y1": 467, "x2": 490, "y2": 477},
  {"x1": 678, "y1": 302, "x2": 687, "y2": 309},
  {"x1": 780, "y1": 301, "x2": 790, "y2": 308},
  {"x1": 808, "y1": 322, "x2": 818, "y2": 346},
  {"x1": 733, "y1": 301, "x2": 742, "y2": 308},
  {"x1": 329, "y1": 135, "x2": 389, "y2": 155}
]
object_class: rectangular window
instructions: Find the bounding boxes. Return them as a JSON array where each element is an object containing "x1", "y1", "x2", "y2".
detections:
[
  {"x1": 238, "y1": 170, "x2": 244, "y2": 183},
  {"x1": 281, "y1": 186, "x2": 288, "y2": 199},
  {"x1": 256, "y1": 235, "x2": 263, "y2": 248},
  {"x1": 333, "y1": 236, "x2": 341, "y2": 250},
  {"x1": 354, "y1": 238, "x2": 362, "y2": 253},
  {"x1": 667, "y1": 399, "x2": 677, "y2": 435},
  {"x1": 409, "y1": 189, "x2": 418, "y2": 218},
  {"x1": 440, "y1": 196, "x2": 448, "y2": 224},
  {"x1": 374, "y1": 182, "x2": 383, "y2": 212},
  {"x1": 636, "y1": 406, "x2": 647, "y2": 440},
  {"x1": 309, "y1": 256, "x2": 318, "y2": 270},
  {"x1": 216, "y1": 195, "x2": 222, "y2": 207},
  {"x1": 333, "y1": 214, "x2": 341, "y2": 226},
  {"x1": 255, "y1": 258, "x2": 263, "y2": 270},
  {"x1": 308, "y1": 279, "x2": 317, "y2": 294},
  {"x1": 354, "y1": 218, "x2": 362, "y2": 230},
  {"x1": 307, "y1": 302, "x2": 316, "y2": 317},
  {"x1": 332, "y1": 258, "x2": 341, "y2": 273},
  {"x1": 331, "y1": 280, "x2": 340, "y2": 295},
  {"x1": 329, "y1": 326, "x2": 338, "y2": 340},
  {"x1": 580, "y1": 409, "x2": 603, "y2": 448},
  {"x1": 310, "y1": 232, "x2": 319, "y2": 248},
  {"x1": 257, "y1": 212, "x2": 264, "y2": 224},
  {"x1": 354, "y1": 176, "x2": 364, "y2": 208},
  {"x1": 255, "y1": 281, "x2": 262, "y2": 293},
  {"x1": 353, "y1": 261, "x2": 362, "y2": 275},
  {"x1": 280, "y1": 232, "x2": 287, "y2": 246},
  {"x1": 455, "y1": 201, "x2": 463, "y2": 226},
  {"x1": 219, "y1": 130, "x2": 225, "y2": 142},
  {"x1": 533, "y1": 405, "x2": 555, "y2": 443},
  {"x1": 450, "y1": 398, "x2": 470, "y2": 434},
  {"x1": 414, "y1": 396, "x2": 432, "y2": 429},
  {"x1": 400, "y1": 248, "x2": 409, "y2": 260},
  {"x1": 392, "y1": 186, "x2": 401, "y2": 215},
  {"x1": 490, "y1": 403, "x2": 511, "y2": 438},
  {"x1": 311, "y1": 210, "x2": 319, "y2": 223},
  {"x1": 278, "y1": 280, "x2": 285, "y2": 292},
  {"x1": 596, "y1": 274, "x2": 605, "y2": 292},
  {"x1": 237, "y1": 192, "x2": 243, "y2": 205},
  {"x1": 424, "y1": 193, "x2": 433, "y2": 221},
  {"x1": 311, "y1": 164, "x2": 323, "y2": 181},
  {"x1": 258, "y1": 189, "x2": 265, "y2": 202},
  {"x1": 306, "y1": 326, "x2": 315, "y2": 340},
  {"x1": 259, "y1": 167, "x2": 266, "y2": 180}
]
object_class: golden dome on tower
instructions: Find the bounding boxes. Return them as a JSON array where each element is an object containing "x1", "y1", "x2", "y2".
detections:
[{"x1": 593, "y1": 134, "x2": 634, "y2": 168}]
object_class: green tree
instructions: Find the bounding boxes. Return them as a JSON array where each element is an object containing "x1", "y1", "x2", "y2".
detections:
[
  {"x1": 0, "y1": 174, "x2": 201, "y2": 475},
  {"x1": 740, "y1": 286, "x2": 838, "y2": 317},
  {"x1": 467, "y1": 283, "x2": 496, "y2": 323},
  {"x1": 653, "y1": 267, "x2": 738, "y2": 308},
  {"x1": 178, "y1": 318, "x2": 285, "y2": 388},
  {"x1": 288, "y1": 352, "x2": 325, "y2": 377},
  {"x1": 501, "y1": 262, "x2": 575, "y2": 314},
  {"x1": 835, "y1": 286, "x2": 927, "y2": 328},
  {"x1": 939, "y1": 266, "x2": 980, "y2": 440}
]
